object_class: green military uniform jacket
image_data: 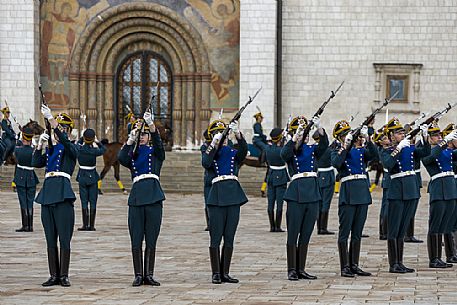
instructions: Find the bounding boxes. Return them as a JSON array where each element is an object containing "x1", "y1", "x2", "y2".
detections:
[
  {"x1": 76, "y1": 142, "x2": 106, "y2": 185},
  {"x1": 14, "y1": 143, "x2": 39, "y2": 187}
]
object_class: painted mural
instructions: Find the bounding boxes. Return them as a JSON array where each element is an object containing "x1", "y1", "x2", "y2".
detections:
[{"x1": 40, "y1": 0, "x2": 240, "y2": 110}]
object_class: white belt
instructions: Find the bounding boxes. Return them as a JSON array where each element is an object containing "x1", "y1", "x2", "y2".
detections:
[
  {"x1": 45, "y1": 171, "x2": 71, "y2": 180},
  {"x1": 415, "y1": 169, "x2": 421, "y2": 173},
  {"x1": 253, "y1": 134, "x2": 260, "y2": 137},
  {"x1": 318, "y1": 166, "x2": 334, "y2": 172},
  {"x1": 79, "y1": 165, "x2": 96, "y2": 170},
  {"x1": 390, "y1": 171, "x2": 416, "y2": 179},
  {"x1": 455, "y1": 174, "x2": 457, "y2": 179},
  {"x1": 383, "y1": 168, "x2": 389, "y2": 173},
  {"x1": 212, "y1": 175, "x2": 239, "y2": 184},
  {"x1": 431, "y1": 171, "x2": 455, "y2": 181},
  {"x1": 133, "y1": 173, "x2": 160, "y2": 184},
  {"x1": 291, "y1": 172, "x2": 317, "y2": 181},
  {"x1": 17, "y1": 165, "x2": 35, "y2": 171},
  {"x1": 269, "y1": 165, "x2": 287, "y2": 170},
  {"x1": 341, "y1": 174, "x2": 367, "y2": 183}
]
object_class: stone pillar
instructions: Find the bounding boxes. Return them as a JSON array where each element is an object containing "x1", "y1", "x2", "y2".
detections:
[
  {"x1": 194, "y1": 73, "x2": 202, "y2": 144},
  {"x1": 173, "y1": 74, "x2": 182, "y2": 149},
  {"x1": 186, "y1": 75, "x2": 195, "y2": 146},
  {"x1": 104, "y1": 77, "x2": 114, "y2": 141},
  {"x1": 87, "y1": 73, "x2": 97, "y2": 129}
]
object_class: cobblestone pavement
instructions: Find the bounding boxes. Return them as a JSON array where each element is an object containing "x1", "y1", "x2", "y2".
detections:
[{"x1": 0, "y1": 189, "x2": 456, "y2": 305}]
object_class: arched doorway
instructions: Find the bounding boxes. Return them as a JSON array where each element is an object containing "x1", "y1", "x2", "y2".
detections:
[{"x1": 116, "y1": 51, "x2": 172, "y2": 144}]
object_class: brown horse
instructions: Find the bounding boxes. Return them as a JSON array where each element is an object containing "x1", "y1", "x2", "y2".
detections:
[{"x1": 98, "y1": 122, "x2": 173, "y2": 195}]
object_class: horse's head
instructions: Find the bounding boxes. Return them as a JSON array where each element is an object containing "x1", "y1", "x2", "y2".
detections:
[{"x1": 24, "y1": 119, "x2": 45, "y2": 135}]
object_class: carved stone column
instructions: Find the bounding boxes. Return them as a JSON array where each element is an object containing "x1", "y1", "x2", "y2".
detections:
[
  {"x1": 69, "y1": 72, "x2": 80, "y2": 130},
  {"x1": 200, "y1": 72, "x2": 211, "y2": 137},
  {"x1": 87, "y1": 73, "x2": 97, "y2": 129},
  {"x1": 194, "y1": 73, "x2": 202, "y2": 144},
  {"x1": 104, "y1": 77, "x2": 114, "y2": 141},
  {"x1": 173, "y1": 74, "x2": 183, "y2": 148}
]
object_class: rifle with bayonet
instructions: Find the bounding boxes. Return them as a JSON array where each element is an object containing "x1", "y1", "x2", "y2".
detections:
[
  {"x1": 3, "y1": 99, "x2": 20, "y2": 130},
  {"x1": 215, "y1": 87, "x2": 262, "y2": 151},
  {"x1": 38, "y1": 83, "x2": 54, "y2": 153},
  {"x1": 348, "y1": 90, "x2": 399, "y2": 148},
  {"x1": 407, "y1": 103, "x2": 457, "y2": 138},
  {"x1": 132, "y1": 82, "x2": 159, "y2": 157}
]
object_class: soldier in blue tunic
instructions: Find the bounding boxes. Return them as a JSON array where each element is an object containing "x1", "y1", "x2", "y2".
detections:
[
  {"x1": 14, "y1": 127, "x2": 39, "y2": 232},
  {"x1": 1, "y1": 106, "x2": 16, "y2": 161},
  {"x1": 252, "y1": 112, "x2": 268, "y2": 195},
  {"x1": 281, "y1": 116, "x2": 328, "y2": 281},
  {"x1": 373, "y1": 128, "x2": 390, "y2": 240},
  {"x1": 331, "y1": 120, "x2": 377, "y2": 277},
  {"x1": 118, "y1": 110, "x2": 165, "y2": 287},
  {"x1": 313, "y1": 131, "x2": 336, "y2": 235},
  {"x1": 33, "y1": 105, "x2": 79, "y2": 287},
  {"x1": 202, "y1": 119, "x2": 248, "y2": 284},
  {"x1": 76, "y1": 129, "x2": 106, "y2": 231},
  {"x1": 421, "y1": 121, "x2": 457, "y2": 267},
  {"x1": 201, "y1": 130, "x2": 214, "y2": 231},
  {"x1": 255, "y1": 127, "x2": 289, "y2": 232},
  {"x1": 381, "y1": 118, "x2": 430, "y2": 273},
  {"x1": 442, "y1": 124, "x2": 457, "y2": 261}
]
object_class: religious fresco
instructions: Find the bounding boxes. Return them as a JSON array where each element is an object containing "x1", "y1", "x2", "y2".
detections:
[{"x1": 40, "y1": 0, "x2": 240, "y2": 110}]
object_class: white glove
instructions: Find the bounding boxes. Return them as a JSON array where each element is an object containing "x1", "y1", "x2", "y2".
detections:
[
  {"x1": 444, "y1": 130, "x2": 457, "y2": 142},
  {"x1": 296, "y1": 124, "x2": 305, "y2": 136},
  {"x1": 311, "y1": 116, "x2": 320, "y2": 128},
  {"x1": 41, "y1": 104, "x2": 53, "y2": 120},
  {"x1": 286, "y1": 133, "x2": 292, "y2": 142},
  {"x1": 211, "y1": 132, "x2": 223, "y2": 146},
  {"x1": 143, "y1": 111, "x2": 154, "y2": 126},
  {"x1": 229, "y1": 120, "x2": 239, "y2": 134},
  {"x1": 397, "y1": 137, "x2": 410, "y2": 151},
  {"x1": 420, "y1": 124, "x2": 428, "y2": 138},
  {"x1": 127, "y1": 129, "x2": 138, "y2": 145},
  {"x1": 344, "y1": 133, "x2": 353, "y2": 147},
  {"x1": 39, "y1": 133, "x2": 49, "y2": 145},
  {"x1": 360, "y1": 125, "x2": 369, "y2": 138},
  {"x1": 415, "y1": 135, "x2": 423, "y2": 146}
]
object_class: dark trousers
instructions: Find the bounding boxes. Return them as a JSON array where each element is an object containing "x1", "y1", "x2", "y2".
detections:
[
  {"x1": 3, "y1": 138, "x2": 14, "y2": 160},
  {"x1": 128, "y1": 203, "x2": 162, "y2": 249},
  {"x1": 319, "y1": 185, "x2": 334, "y2": 212},
  {"x1": 286, "y1": 201, "x2": 319, "y2": 245},
  {"x1": 387, "y1": 199, "x2": 417, "y2": 240},
  {"x1": 41, "y1": 201, "x2": 75, "y2": 249},
  {"x1": 380, "y1": 188, "x2": 389, "y2": 219},
  {"x1": 79, "y1": 182, "x2": 98, "y2": 209},
  {"x1": 17, "y1": 185, "x2": 35, "y2": 209},
  {"x1": 267, "y1": 184, "x2": 286, "y2": 213},
  {"x1": 447, "y1": 202, "x2": 457, "y2": 233},
  {"x1": 429, "y1": 200, "x2": 456, "y2": 234},
  {"x1": 208, "y1": 205, "x2": 240, "y2": 248},
  {"x1": 338, "y1": 204, "x2": 369, "y2": 243}
]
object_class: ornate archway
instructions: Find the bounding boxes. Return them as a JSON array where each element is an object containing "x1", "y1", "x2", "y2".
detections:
[{"x1": 68, "y1": 2, "x2": 211, "y2": 148}]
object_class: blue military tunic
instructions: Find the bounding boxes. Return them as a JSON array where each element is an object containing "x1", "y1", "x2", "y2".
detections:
[
  {"x1": 201, "y1": 143, "x2": 217, "y2": 205},
  {"x1": 32, "y1": 129, "x2": 78, "y2": 205},
  {"x1": 118, "y1": 131, "x2": 165, "y2": 206},
  {"x1": 252, "y1": 122, "x2": 267, "y2": 145},
  {"x1": 76, "y1": 142, "x2": 106, "y2": 185},
  {"x1": 331, "y1": 141, "x2": 378, "y2": 205},
  {"x1": 202, "y1": 137, "x2": 248, "y2": 206},
  {"x1": 14, "y1": 144, "x2": 39, "y2": 188},
  {"x1": 1, "y1": 118, "x2": 16, "y2": 141},
  {"x1": 281, "y1": 133, "x2": 329, "y2": 203}
]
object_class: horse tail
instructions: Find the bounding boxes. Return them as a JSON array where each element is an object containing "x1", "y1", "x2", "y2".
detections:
[{"x1": 101, "y1": 138, "x2": 109, "y2": 145}]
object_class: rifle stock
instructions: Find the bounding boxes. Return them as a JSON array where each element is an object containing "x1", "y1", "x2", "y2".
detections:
[{"x1": 38, "y1": 83, "x2": 54, "y2": 153}]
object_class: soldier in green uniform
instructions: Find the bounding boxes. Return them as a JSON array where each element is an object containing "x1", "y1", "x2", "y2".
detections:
[
  {"x1": 1, "y1": 106, "x2": 16, "y2": 161},
  {"x1": 313, "y1": 131, "x2": 336, "y2": 235},
  {"x1": 373, "y1": 128, "x2": 390, "y2": 240},
  {"x1": 331, "y1": 120, "x2": 377, "y2": 277},
  {"x1": 202, "y1": 119, "x2": 248, "y2": 284},
  {"x1": 421, "y1": 122, "x2": 457, "y2": 267},
  {"x1": 281, "y1": 116, "x2": 328, "y2": 281},
  {"x1": 381, "y1": 118, "x2": 430, "y2": 273},
  {"x1": 33, "y1": 105, "x2": 79, "y2": 287},
  {"x1": 252, "y1": 112, "x2": 268, "y2": 196},
  {"x1": 255, "y1": 127, "x2": 289, "y2": 232},
  {"x1": 76, "y1": 129, "x2": 106, "y2": 231},
  {"x1": 118, "y1": 110, "x2": 165, "y2": 287},
  {"x1": 14, "y1": 127, "x2": 39, "y2": 232}
]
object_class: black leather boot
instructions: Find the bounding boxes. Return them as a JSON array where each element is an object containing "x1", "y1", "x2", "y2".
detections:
[
  {"x1": 379, "y1": 217, "x2": 387, "y2": 240},
  {"x1": 42, "y1": 248, "x2": 60, "y2": 286},
  {"x1": 286, "y1": 245, "x2": 298, "y2": 280},
  {"x1": 349, "y1": 240, "x2": 371, "y2": 276},
  {"x1": 89, "y1": 208, "x2": 96, "y2": 231},
  {"x1": 437, "y1": 234, "x2": 453, "y2": 267},
  {"x1": 296, "y1": 244, "x2": 317, "y2": 279},
  {"x1": 204, "y1": 208, "x2": 209, "y2": 231},
  {"x1": 453, "y1": 231, "x2": 457, "y2": 255},
  {"x1": 78, "y1": 208, "x2": 89, "y2": 231},
  {"x1": 268, "y1": 210, "x2": 275, "y2": 232},
  {"x1": 275, "y1": 210, "x2": 285, "y2": 232},
  {"x1": 59, "y1": 249, "x2": 71, "y2": 287},
  {"x1": 404, "y1": 218, "x2": 423, "y2": 243},
  {"x1": 318, "y1": 211, "x2": 334, "y2": 235},
  {"x1": 338, "y1": 241, "x2": 355, "y2": 277},
  {"x1": 27, "y1": 208, "x2": 33, "y2": 232},
  {"x1": 444, "y1": 233, "x2": 457, "y2": 263},
  {"x1": 209, "y1": 247, "x2": 221, "y2": 284},
  {"x1": 15, "y1": 208, "x2": 27, "y2": 232},
  {"x1": 144, "y1": 247, "x2": 160, "y2": 286},
  {"x1": 221, "y1": 246, "x2": 239, "y2": 283},
  {"x1": 428, "y1": 234, "x2": 447, "y2": 268},
  {"x1": 397, "y1": 239, "x2": 414, "y2": 272},
  {"x1": 132, "y1": 248, "x2": 144, "y2": 286},
  {"x1": 388, "y1": 239, "x2": 406, "y2": 273}
]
